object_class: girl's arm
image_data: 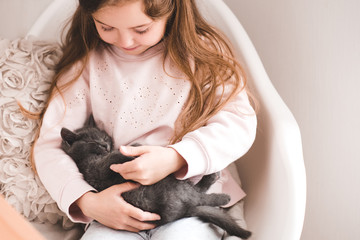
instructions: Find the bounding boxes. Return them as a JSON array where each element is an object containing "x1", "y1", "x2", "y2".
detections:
[
  {"x1": 33, "y1": 64, "x2": 94, "y2": 222},
  {"x1": 111, "y1": 89, "x2": 256, "y2": 184},
  {"x1": 33, "y1": 65, "x2": 160, "y2": 228},
  {"x1": 171, "y1": 90, "x2": 257, "y2": 179}
]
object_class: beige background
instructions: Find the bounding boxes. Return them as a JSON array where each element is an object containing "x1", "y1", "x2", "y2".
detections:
[
  {"x1": 223, "y1": 0, "x2": 360, "y2": 239},
  {"x1": 1, "y1": 0, "x2": 360, "y2": 239}
]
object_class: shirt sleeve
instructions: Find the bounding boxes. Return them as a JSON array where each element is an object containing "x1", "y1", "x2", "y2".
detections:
[
  {"x1": 170, "y1": 89, "x2": 257, "y2": 179},
  {"x1": 33, "y1": 63, "x2": 95, "y2": 223}
]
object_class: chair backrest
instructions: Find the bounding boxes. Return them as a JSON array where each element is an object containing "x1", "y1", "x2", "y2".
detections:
[
  {"x1": 27, "y1": 1, "x2": 306, "y2": 239},
  {"x1": 27, "y1": 0, "x2": 77, "y2": 42},
  {"x1": 196, "y1": 1, "x2": 306, "y2": 239}
]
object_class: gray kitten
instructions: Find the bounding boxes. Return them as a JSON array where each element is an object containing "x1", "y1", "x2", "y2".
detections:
[{"x1": 60, "y1": 115, "x2": 251, "y2": 239}]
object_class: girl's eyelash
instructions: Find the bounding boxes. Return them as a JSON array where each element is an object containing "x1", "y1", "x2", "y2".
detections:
[
  {"x1": 135, "y1": 28, "x2": 150, "y2": 35},
  {"x1": 101, "y1": 26, "x2": 114, "y2": 32},
  {"x1": 100, "y1": 25, "x2": 150, "y2": 34}
]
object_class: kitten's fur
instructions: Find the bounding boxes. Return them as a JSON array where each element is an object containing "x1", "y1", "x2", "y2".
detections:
[{"x1": 60, "y1": 115, "x2": 251, "y2": 239}]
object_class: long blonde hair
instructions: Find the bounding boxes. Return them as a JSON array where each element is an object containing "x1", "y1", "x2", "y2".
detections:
[{"x1": 29, "y1": 0, "x2": 251, "y2": 168}]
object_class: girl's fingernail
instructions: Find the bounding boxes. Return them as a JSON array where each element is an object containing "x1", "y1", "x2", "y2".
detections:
[{"x1": 120, "y1": 146, "x2": 128, "y2": 153}]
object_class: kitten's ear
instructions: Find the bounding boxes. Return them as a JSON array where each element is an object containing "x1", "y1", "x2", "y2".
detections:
[
  {"x1": 87, "y1": 114, "x2": 96, "y2": 128},
  {"x1": 60, "y1": 128, "x2": 78, "y2": 145}
]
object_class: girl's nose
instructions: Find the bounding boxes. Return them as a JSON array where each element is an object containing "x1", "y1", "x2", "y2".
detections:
[{"x1": 116, "y1": 31, "x2": 134, "y2": 48}]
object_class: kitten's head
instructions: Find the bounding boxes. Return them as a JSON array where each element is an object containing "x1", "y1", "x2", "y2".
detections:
[{"x1": 60, "y1": 115, "x2": 113, "y2": 161}]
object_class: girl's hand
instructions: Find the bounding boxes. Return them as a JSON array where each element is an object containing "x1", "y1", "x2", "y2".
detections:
[
  {"x1": 110, "y1": 146, "x2": 187, "y2": 185},
  {"x1": 76, "y1": 183, "x2": 161, "y2": 232}
]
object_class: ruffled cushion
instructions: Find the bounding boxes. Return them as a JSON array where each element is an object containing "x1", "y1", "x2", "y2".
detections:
[{"x1": 0, "y1": 37, "x2": 74, "y2": 229}]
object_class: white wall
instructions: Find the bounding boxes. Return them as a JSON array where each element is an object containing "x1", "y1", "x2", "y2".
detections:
[
  {"x1": 0, "y1": 0, "x2": 52, "y2": 39},
  {"x1": 223, "y1": 0, "x2": 360, "y2": 239},
  {"x1": 1, "y1": 0, "x2": 360, "y2": 239}
]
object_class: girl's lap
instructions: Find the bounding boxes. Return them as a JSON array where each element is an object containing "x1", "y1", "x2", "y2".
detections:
[
  {"x1": 80, "y1": 200, "x2": 246, "y2": 240},
  {"x1": 81, "y1": 217, "x2": 224, "y2": 240}
]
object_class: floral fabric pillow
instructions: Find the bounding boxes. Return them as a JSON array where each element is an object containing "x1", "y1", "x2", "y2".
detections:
[{"x1": 0, "y1": 37, "x2": 73, "y2": 228}]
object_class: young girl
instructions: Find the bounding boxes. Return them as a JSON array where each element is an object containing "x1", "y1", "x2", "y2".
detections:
[{"x1": 32, "y1": 0, "x2": 257, "y2": 239}]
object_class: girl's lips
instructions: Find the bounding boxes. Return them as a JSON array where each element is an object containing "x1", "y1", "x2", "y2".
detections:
[{"x1": 123, "y1": 46, "x2": 139, "y2": 51}]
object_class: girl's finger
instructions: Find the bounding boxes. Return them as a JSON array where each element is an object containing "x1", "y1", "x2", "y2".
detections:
[
  {"x1": 124, "y1": 217, "x2": 158, "y2": 231},
  {"x1": 131, "y1": 209, "x2": 161, "y2": 222},
  {"x1": 112, "y1": 162, "x2": 155, "y2": 185},
  {"x1": 110, "y1": 156, "x2": 145, "y2": 175},
  {"x1": 120, "y1": 145, "x2": 148, "y2": 157},
  {"x1": 118, "y1": 197, "x2": 160, "y2": 230},
  {"x1": 118, "y1": 194, "x2": 161, "y2": 221},
  {"x1": 118, "y1": 170, "x2": 139, "y2": 182},
  {"x1": 110, "y1": 161, "x2": 137, "y2": 175},
  {"x1": 112, "y1": 182, "x2": 139, "y2": 193},
  {"x1": 121, "y1": 224, "x2": 141, "y2": 233},
  {"x1": 110, "y1": 163, "x2": 126, "y2": 174}
]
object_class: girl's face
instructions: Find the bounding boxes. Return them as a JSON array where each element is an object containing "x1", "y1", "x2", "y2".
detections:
[{"x1": 92, "y1": 0, "x2": 168, "y2": 55}]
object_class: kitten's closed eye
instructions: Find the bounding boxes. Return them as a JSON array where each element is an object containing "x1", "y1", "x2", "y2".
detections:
[
  {"x1": 88, "y1": 141, "x2": 111, "y2": 154},
  {"x1": 96, "y1": 141, "x2": 111, "y2": 152}
]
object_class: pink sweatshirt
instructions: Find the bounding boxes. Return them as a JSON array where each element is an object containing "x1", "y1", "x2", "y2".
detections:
[{"x1": 33, "y1": 42, "x2": 257, "y2": 223}]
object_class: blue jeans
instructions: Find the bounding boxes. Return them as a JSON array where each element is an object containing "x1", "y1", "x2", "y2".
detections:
[
  {"x1": 81, "y1": 217, "x2": 224, "y2": 240},
  {"x1": 80, "y1": 201, "x2": 246, "y2": 240}
]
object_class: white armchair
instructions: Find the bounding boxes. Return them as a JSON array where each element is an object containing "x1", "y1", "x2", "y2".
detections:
[{"x1": 27, "y1": 0, "x2": 306, "y2": 239}]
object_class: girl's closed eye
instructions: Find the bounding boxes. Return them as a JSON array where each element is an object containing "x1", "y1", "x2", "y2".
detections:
[
  {"x1": 101, "y1": 26, "x2": 114, "y2": 32},
  {"x1": 133, "y1": 22, "x2": 153, "y2": 35},
  {"x1": 134, "y1": 27, "x2": 150, "y2": 35},
  {"x1": 134, "y1": 26, "x2": 151, "y2": 35}
]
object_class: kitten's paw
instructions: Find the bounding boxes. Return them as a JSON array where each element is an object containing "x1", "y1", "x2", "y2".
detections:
[
  {"x1": 202, "y1": 173, "x2": 219, "y2": 185},
  {"x1": 208, "y1": 172, "x2": 220, "y2": 183},
  {"x1": 216, "y1": 193, "x2": 231, "y2": 206},
  {"x1": 194, "y1": 173, "x2": 219, "y2": 192}
]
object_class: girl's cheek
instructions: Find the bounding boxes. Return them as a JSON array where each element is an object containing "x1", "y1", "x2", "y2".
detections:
[
  {"x1": 95, "y1": 26, "x2": 116, "y2": 44},
  {"x1": 99, "y1": 33, "x2": 116, "y2": 45}
]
